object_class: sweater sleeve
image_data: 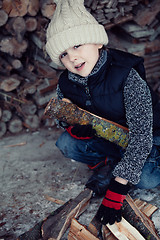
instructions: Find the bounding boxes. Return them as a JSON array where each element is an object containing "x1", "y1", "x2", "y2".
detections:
[{"x1": 113, "y1": 68, "x2": 153, "y2": 184}]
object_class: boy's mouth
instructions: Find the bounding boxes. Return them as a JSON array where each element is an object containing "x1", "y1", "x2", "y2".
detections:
[{"x1": 75, "y1": 62, "x2": 85, "y2": 70}]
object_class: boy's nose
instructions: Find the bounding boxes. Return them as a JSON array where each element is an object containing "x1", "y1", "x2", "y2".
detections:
[{"x1": 68, "y1": 51, "x2": 77, "y2": 62}]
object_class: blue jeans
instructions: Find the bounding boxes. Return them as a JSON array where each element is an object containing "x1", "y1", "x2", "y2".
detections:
[{"x1": 56, "y1": 131, "x2": 160, "y2": 189}]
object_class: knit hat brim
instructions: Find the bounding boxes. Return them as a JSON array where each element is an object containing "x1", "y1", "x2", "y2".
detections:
[{"x1": 46, "y1": 24, "x2": 108, "y2": 68}]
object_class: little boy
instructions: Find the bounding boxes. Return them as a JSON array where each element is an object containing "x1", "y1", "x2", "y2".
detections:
[{"x1": 46, "y1": 0, "x2": 160, "y2": 225}]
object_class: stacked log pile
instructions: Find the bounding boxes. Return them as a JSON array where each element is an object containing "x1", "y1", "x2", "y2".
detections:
[{"x1": 0, "y1": 0, "x2": 160, "y2": 138}]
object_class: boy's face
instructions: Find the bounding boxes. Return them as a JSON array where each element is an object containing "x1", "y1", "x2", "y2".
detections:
[{"x1": 60, "y1": 44, "x2": 103, "y2": 77}]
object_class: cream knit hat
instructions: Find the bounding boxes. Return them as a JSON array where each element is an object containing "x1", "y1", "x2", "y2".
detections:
[{"x1": 46, "y1": 0, "x2": 109, "y2": 68}]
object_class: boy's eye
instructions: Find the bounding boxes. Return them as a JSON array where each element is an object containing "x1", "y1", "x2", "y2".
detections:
[
  {"x1": 60, "y1": 52, "x2": 67, "y2": 59},
  {"x1": 74, "y1": 45, "x2": 81, "y2": 49}
]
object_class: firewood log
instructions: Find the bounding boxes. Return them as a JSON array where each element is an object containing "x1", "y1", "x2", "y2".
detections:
[
  {"x1": 35, "y1": 61, "x2": 57, "y2": 79},
  {"x1": 8, "y1": 117, "x2": 23, "y2": 134},
  {"x1": 133, "y1": 0, "x2": 160, "y2": 27},
  {"x1": 5, "y1": 56, "x2": 23, "y2": 70},
  {"x1": 25, "y1": 17, "x2": 38, "y2": 32},
  {"x1": 44, "y1": 98, "x2": 129, "y2": 149},
  {"x1": 0, "y1": 9, "x2": 8, "y2": 27},
  {"x1": 40, "y1": 0, "x2": 56, "y2": 19},
  {"x1": 106, "y1": 217, "x2": 145, "y2": 240},
  {"x1": 27, "y1": 0, "x2": 40, "y2": 16},
  {"x1": 10, "y1": 16, "x2": 26, "y2": 43},
  {"x1": 24, "y1": 114, "x2": 40, "y2": 130},
  {"x1": 0, "y1": 74, "x2": 21, "y2": 92},
  {"x1": 133, "y1": 199, "x2": 158, "y2": 218},
  {"x1": 1, "y1": 109, "x2": 12, "y2": 122},
  {"x1": 2, "y1": 0, "x2": 28, "y2": 17},
  {"x1": 17, "y1": 69, "x2": 38, "y2": 82},
  {"x1": 17, "y1": 201, "x2": 71, "y2": 240},
  {"x1": 69, "y1": 213, "x2": 149, "y2": 240},
  {"x1": 0, "y1": 56, "x2": 13, "y2": 74},
  {"x1": 34, "y1": 91, "x2": 57, "y2": 108},
  {"x1": 0, "y1": 121, "x2": 7, "y2": 138},
  {"x1": 21, "y1": 103, "x2": 37, "y2": 116},
  {"x1": 0, "y1": 36, "x2": 28, "y2": 58},
  {"x1": 42, "y1": 189, "x2": 92, "y2": 240},
  {"x1": 31, "y1": 32, "x2": 45, "y2": 50},
  {"x1": 2, "y1": 0, "x2": 39, "y2": 17},
  {"x1": 88, "y1": 195, "x2": 159, "y2": 240},
  {"x1": 122, "y1": 195, "x2": 160, "y2": 240},
  {"x1": 19, "y1": 83, "x2": 37, "y2": 96},
  {"x1": 88, "y1": 214, "x2": 102, "y2": 238},
  {"x1": 68, "y1": 218, "x2": 99, "y2": 240},
  {"x1": 17, "y1": 189, "x2": 92, "y2": 240}
]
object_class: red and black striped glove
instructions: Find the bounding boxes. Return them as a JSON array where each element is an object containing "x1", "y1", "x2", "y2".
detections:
[
  {"x1": 95, "y1": 178, "x2": 129, "y2": 225},
  {"x1": 59, "y1": 121, "x2": 96, "y2": 140}
]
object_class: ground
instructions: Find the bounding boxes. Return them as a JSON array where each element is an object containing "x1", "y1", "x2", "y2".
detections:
[{"x1": 0, "y1": 127, "x2": 160, "y2": 240}]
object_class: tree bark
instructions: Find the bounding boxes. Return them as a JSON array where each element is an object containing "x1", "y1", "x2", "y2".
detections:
[
  {"x1": 44, "y1": 98, "x2": 129, "y2": 149},
  {"x1": 122, "y1": 195, "x2": 160, "y2": 240},
  {"x1": 41, "y1": 188, "x2": 92, "y2": 240},
  {"x1": 17, "y1": 189, "x2": 92, "y2": 240}
]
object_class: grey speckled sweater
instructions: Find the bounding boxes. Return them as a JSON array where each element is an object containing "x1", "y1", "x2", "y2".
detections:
[
  {"x1": 56, "y1": 56, "x2": 153, "y2": 185},
  {"x1": 112, "y1": 68, "x2": 153, "y2": 184}
]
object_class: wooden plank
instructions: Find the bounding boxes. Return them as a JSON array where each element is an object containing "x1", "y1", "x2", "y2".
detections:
[
  {"x1": 41, "y1": 188, "x2": 92, "y2": 240},
  {"x1": 106, "y1": 217, "x2": 145, "y2": 240},
  {"x1": 68, "y1": 218, "x2": 99, "y2": 240},
  {"x1": 134, "y1": 199, "x2": 158, "y2": 218}
]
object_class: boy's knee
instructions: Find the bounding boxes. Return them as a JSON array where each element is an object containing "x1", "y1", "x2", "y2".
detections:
[
  {"x1": 56, "y1": 131, "x2": 78, "y2": 158},
  {"x1": 56, "y1": 131, "x2": 71, "y2": 155}
]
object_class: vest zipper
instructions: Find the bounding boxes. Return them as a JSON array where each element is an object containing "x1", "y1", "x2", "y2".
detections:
[{"x1": 85, "y1": 86, "x2": 92, "y2": 106}]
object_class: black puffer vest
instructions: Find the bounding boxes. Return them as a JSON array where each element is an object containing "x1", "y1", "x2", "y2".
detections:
[{"x1": 59, "y1": 48, "x2": 160, "y2": 135}]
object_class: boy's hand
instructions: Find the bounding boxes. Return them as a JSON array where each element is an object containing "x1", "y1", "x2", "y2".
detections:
[
  {"x1": 66, "y1": 124, "x2": 96, "y2": 139},
  {"x1": 95, "y1": 178, "x2": 129, "y2": 225}
]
